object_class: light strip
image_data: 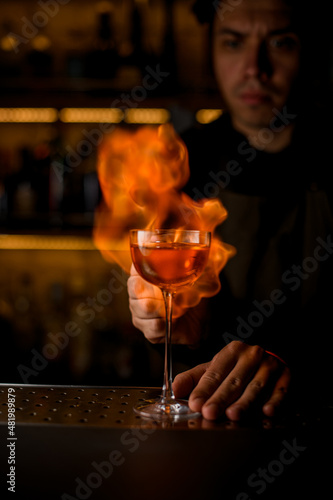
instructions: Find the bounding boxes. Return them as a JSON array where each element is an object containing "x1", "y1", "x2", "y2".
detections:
[
  {"x1": 59, "y1": 108, "x2": 124, "y2": 123},
  {"x1": 196, "y1": 109, "x2": 223, "y2": 124},
  {"x1": 0, "y1": 108, "x2": 58, "y2": 123},
  {"x1": 0, "y1": 108, "x2": 223, "y2": 125},
  {"x1": 124, "y1": 108, "x2": 171, "y2": 124},
  {"x1": 0, "y1": 235, "x2": 96, "y2": 251}
]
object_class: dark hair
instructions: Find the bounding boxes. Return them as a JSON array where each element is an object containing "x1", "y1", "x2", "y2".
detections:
[
  {"x1": 192, "y1": 0, "x2": 304, "y2": 25},
  {"x1": 191, "y1": 0, "x2": 215, "y2": 25}
]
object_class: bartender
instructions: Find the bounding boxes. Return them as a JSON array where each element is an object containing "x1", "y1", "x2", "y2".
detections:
[{"x1": 128, "y1": 0, "x2": 333, "y2": 420}]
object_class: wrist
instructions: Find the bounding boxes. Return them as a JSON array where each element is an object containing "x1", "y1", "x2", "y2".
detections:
[{"x1": 265, "y1": 350, "x2": 287, "y2": 366}]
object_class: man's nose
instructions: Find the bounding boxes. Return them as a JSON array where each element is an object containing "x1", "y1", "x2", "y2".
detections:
[{"x1": 244, "y1": 43, "x2": 271, "y2": 80}]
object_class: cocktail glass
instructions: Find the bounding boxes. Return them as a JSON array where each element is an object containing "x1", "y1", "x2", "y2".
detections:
[{"x1": 129, "y1": 229, "x2": 211, "y2": 420}]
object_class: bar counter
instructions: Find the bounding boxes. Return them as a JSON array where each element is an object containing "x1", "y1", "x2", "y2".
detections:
[{"x1": 0, "y1": 383, "x2": 331, "y2": 500}]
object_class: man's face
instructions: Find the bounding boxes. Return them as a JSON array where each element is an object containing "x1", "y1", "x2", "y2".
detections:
[{"x1": 212, "y1": 0, "x2": 301, "y2": 131}]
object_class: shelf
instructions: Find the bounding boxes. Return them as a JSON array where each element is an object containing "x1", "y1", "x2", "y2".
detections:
[
  {"x1": 0, "y1": 234, "x2": 96, "y2": 250},
  {"x1": 0, "y1": 106, "x2": 222, "y2": 124}
]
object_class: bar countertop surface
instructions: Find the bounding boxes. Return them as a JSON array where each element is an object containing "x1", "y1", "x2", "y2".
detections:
[{"x1": 0, "y1": 383, "x2": 331, "y2": 500}]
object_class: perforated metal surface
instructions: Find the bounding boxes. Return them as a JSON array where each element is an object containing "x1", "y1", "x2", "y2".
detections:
[
  {"x1": 0, "y1": 383, "x2": 279, "y2": 430},
  {"x1": 0, "y1": 384, "x2": 165, "y2": 428},
  {"x1": 1, "y1": 383, "x2": 326, "y2": 430}
]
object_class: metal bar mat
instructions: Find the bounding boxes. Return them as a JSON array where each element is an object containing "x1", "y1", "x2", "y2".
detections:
[{"x1": 0, "y1": 384, "x2": 164, "y2": 428}]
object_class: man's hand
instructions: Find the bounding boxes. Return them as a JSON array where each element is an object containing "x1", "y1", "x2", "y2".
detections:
[
  {"x1": 127, "y1": 264, "x2": 208, "y2": 346},
  {"x1": 127, "y1": 264, "x2": 165, "y2": 343},
  {"x1": 173, "y1": 341, "x2": 290, "y2": 421}
]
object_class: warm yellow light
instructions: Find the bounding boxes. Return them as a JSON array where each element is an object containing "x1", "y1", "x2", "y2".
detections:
[
  {"x1": 31, "y1": 34, "x2": 52, "y2": 51},
  {"x1": 0, "y1": 235, "x2": 96, "y2": 251},
  {"x1": 59, "y1": 108, "x2": 124, "y2": 123},
  {"x1": 124, "y1": 108, "x2": 170, "y2": 124},
  {"x1": 196, "y1": 109, "x2": 223, "y2": 124},
  {"x1": 0, "y1": 108, "x2": 58, "y2": 123},
  {"x1": 0, "y1": 107, "x2": 223, "y2": 125},
  {"x1": 0, "y1": 34, "x2": 18, "y2": 52},
  {"x1": 96, "y1": 0, "x2": 114, "y2": 12}
]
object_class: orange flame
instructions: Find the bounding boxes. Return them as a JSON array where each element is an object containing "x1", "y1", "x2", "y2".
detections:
[{"x1": 93, "y1": 123, "x2": 235, "y2": 309}]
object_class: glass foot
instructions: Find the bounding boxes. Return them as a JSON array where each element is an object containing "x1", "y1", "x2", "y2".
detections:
[{"x1": 133, "y1": 397, "x2": 202, "y2": 421}]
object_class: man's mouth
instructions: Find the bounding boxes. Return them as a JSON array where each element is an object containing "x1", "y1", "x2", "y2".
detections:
[{"x1": 239, "y1": 91, "x2": 270, "y2": 106}]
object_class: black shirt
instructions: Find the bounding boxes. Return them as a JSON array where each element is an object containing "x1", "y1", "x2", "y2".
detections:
[{"x1": 181, "y1": 112, "x2": 333, "y2": 406}]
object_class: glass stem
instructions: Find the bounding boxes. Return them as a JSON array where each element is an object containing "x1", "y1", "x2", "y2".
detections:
[{"x1": 161, "y1": 289, "x2": 175, "y2": 402}]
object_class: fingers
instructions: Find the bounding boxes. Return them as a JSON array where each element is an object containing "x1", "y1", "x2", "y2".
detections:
[
  {"x1": 127, "y1": 265, "x2": 165, "y2": 342},
  {"x1": 127, "y1": 275, "x2": 164, "y2": 320},
  {"x1": 127, "y1": 264, "x2": 199, "y2": 344},
  {"x1": 173, "y1": 362, "x2": 211, "y2": 398},
  {"x1": 173, "y1": 342, "x2": 290, "y2": 421},
  {"x1": 189, "y1": 343, "x2": 264, "y2": 420},
  {"x1": 127, "y1": 265, "x2": 163, "y2": 304},
  {"x1": 225, "y1": 355, "x2": 287, "y2": 421},
  {"x1": 262, "y1": 366, "x2": 291, "y2": 417}
]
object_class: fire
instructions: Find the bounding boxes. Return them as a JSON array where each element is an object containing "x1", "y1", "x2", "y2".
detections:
[{"x1": 93, "y1": 123, "x2": 235, "y2": 310}]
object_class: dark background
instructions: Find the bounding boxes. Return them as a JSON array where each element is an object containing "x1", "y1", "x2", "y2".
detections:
[{"x1": 0, "y1": 0, "x2": 332, "y2": 387}]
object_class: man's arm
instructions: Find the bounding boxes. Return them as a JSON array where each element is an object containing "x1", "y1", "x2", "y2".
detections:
[{"x1": 128, "y1": 265, "x2": 290, "y2": 421}]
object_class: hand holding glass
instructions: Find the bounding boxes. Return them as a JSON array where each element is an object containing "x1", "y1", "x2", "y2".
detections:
[{"x1": 130, "y1": 229, "x2": 211, "y2": 420}]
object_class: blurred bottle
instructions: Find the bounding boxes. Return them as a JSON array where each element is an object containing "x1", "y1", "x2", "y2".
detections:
[
  {"x1": 12, "y1": 272, "x2": 39, "y2": 349},
  {"x1": 65, "y1": 30, "x2": 86, "y2": 79},
  {"x1": 26, "y1": 32, "x2": 54, "y2": 77},
  {"x1": 127, "y1": 0, "x2": 149, "y2": 73},
  {"x1": 0, "y1": 21, "x2": 23, "y2": 79},
  {"x1": 0, "y1": 148, "x2": 12, "y2": 221},
  {"x1": 67, "y1": 272, "x2": 93, "y2": 381},
  {"x1": 32, "y1": 142, "x2": 52, "y2": 214},
  {"x1": 85, "y1": 2, "x2": 119, "y2": 79},
  {"x1": 159, "y1": 0, "x2": 178, "y2": 91},
  {"x1": 5, "y1": 146, "x2": 36, "y2": 221}
]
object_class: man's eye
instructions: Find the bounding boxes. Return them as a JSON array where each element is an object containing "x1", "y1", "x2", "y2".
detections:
[
  {"x1": 222, "y1": 39, "x2": 242, "y2": 49},
  {"x1": 270, "y1": 36, "x2": 299, "y2": 50}
]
